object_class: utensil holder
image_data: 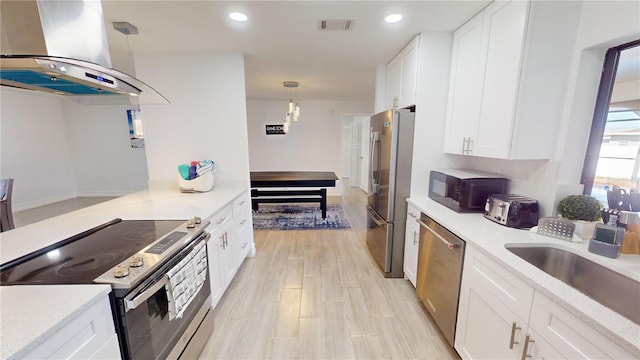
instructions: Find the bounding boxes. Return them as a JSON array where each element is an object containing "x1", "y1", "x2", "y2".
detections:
[{"x1": 588, "y1": 238, "x2": 622, "y2": 259}]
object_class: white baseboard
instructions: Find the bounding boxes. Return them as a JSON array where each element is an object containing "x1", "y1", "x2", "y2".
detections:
[
  {"x1": 75, "y1": 190, "x2": 133, "y2": 197},
  {"x1": 13, "y1": 192, "x2": 78, "y2": 212}
]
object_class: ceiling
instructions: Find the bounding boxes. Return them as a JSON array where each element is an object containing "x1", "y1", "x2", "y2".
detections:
[{"x1": 101, "y1": 1, "x2": 491, "y2": 101}]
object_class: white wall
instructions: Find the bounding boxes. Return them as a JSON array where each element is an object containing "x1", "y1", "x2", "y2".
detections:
[
  {"x1": 133, "y1": 52, "x2": 251, "y2": 187},
  {"x1": 246, "y1": 99, "x2": 373, "y2": 195},
  {"x1": 0, "y1": 88, "x2": 77, "y2": 211},
  {"x1": 64, "y1": 102, "x2": 149, "y2": 196},
  {"x1": 409, "y1": 32, "x2": 456, "y2": 198}
]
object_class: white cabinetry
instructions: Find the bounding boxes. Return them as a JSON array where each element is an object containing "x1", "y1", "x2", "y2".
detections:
[
  {"x1": 456, "y1": 246, "x2": 634, "y2": 360},
  {"x1": 403, "y1": 203, "x2": 420, "y2": 287},
  {"x1": 231, "y1": 191, "x2": 253, "y2": 268},
  {"x1": 206, "y1": 191, "x2": 255, "y2": 309},
  {"x1": 386, "y1": 35, "x2": 420, "y2": 110},
  {"x1": 206, "y1": 204, "x2": 234, "y2": 308},
  {"x1": 24, "y1": 296, "x2": 120, "y2": 359},
  {"x1": 456, "y1": 246, "x2": 535, "y2": 359},
  {"x1": 444, "y1": 0, "x2": 580, "y2": 159}
]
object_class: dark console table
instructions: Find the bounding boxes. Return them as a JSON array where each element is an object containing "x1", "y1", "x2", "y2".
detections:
[{"x1": 250, "y1": 171, "x2": 339, "y2": 218}]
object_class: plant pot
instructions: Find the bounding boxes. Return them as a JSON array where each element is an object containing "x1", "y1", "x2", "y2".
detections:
[{"x1": 573, "y1": 220, "x2": 599, "y2": 240}]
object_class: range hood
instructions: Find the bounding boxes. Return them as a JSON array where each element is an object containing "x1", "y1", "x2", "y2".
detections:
[{"x1": 0, "y1": 0, "x2": 168, "y2": 105}]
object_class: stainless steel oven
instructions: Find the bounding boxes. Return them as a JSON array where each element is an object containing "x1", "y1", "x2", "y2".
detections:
[
  {"x1": 0, "y1": 217, "x2": 214, "y2": 360},
  {"x1": 110, "y1": 233, "x2": 213, "y2": 359}
]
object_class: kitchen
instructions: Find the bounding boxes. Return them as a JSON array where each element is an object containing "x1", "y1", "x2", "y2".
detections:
[{"x1": 1, "y1": 0, "x2": 640, "y2": 359}]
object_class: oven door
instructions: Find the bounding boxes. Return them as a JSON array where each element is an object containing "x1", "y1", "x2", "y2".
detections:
[{"x1": 114, "y1": 234, "x2": 212, "y2": 360}]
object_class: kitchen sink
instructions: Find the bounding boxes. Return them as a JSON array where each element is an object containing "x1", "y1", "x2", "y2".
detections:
[{"x1": 506, "y1": 245, "x2": 640, "y2": 325}]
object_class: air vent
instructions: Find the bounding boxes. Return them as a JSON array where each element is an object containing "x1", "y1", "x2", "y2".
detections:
[{"x1": 318, "y1": 19, "x2": 354, "y2": 31}]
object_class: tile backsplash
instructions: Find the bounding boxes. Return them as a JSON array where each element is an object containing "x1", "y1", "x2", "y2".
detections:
[{"x1": 450, "y1": 156, "x2": 582, "y2": 218}]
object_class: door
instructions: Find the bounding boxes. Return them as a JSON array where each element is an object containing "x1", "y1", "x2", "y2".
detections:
[
  {"x1": 368, "y1": 110, "x2": 394, "y2": 220},
  {"x1": 366, "y1": 204, "x2": 393, "y2": 272}
]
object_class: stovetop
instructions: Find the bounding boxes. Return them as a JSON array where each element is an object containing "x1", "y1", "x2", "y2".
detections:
[{"x1": 0, "y1": 219, "x2": 193, "y2": 286}]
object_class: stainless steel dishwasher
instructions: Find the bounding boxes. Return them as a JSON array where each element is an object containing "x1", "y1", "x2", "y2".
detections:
[{"x1": 416, "y1": 213, "x2": 465, "y2": 347}]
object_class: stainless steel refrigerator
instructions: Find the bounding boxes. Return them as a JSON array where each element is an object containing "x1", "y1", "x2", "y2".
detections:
[{"x1": 366, "y1": 108, "x2": 415, "y2": 278}]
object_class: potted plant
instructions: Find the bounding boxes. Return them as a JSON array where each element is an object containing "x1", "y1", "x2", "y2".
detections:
[{"x1": 557, "y1": 194, "x2": 602, "y2": 240}]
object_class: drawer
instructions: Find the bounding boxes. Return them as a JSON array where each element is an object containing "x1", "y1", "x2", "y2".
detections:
[
  {"x1": 464, "y1": 246, "x2": 534, "y2": 321},
  {"x1": 529, "y1": 292, "x2": 635, "y2": 360},
  {"x1": 208, "y1": 204, "x2": 232, "y2": 230},
  {"x1": 232, "y1": 191, "x2": 250, "y2": 218},
  {"x1": 25, "y1": 296, "x2": 116, "y2": 359}
]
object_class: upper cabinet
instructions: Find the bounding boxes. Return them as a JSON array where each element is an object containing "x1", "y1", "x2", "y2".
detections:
[
  {"x1": 386, "y1": 35, "x2": 420, "y2": 110},
  {"x1": 444, "y1": 0, "x2": 581, "y2": 159}
]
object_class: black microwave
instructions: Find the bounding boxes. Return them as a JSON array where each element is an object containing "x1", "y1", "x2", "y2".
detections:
[{"x1": 429, "y1": 169, "x2": 509, "y2": 212}]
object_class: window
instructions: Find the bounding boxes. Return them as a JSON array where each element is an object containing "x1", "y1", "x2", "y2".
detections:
[{"x1": 582, "y1": 40, "x2": 640, "y2": 206}]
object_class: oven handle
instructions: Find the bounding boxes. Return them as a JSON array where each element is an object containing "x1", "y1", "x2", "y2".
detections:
[{"x1": 124, "y1": 275, "x2": 169, "y2": 312}]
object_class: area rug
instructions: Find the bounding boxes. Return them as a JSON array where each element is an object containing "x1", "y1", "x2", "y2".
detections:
[{"x1": 252, "y1": 204, "x2": 351, "y2": 230}]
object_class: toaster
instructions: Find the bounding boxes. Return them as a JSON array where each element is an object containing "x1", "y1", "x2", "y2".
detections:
[{"x1": 484, "y1": 194, "x2": 539, "y2": 228}]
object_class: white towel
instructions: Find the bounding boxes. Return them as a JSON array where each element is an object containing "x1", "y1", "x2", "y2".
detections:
[{"x1": 166, "y1": 240, "x2": 207, "y2": 320}]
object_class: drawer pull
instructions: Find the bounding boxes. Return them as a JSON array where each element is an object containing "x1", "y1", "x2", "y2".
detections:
[
  {"x1": 509, "y1": 321, "x2": 521, "y2": 349},
  {"x1": 521, "y1": 334, "x2": 534, "y2": 360},
  {"x1": 240, "y1": 220, "x2": 247, "y2": 225}
]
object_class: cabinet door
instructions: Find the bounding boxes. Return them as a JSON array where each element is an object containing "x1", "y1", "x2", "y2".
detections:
[
  {"x1": 520, "y1": 329, "x2": 565, "y2": 360},
  {"x1": 218, "y1": 230, "x2": 235, "y2": 288},
  {"x1": 403, "y1": 204, "x2": 420, "y2": 287},
  {"x1": 398, "y1": 36, "x2": 419, "y2": 109},
  {"x1": 207, "y1": 238, "x2": 224, "y2": 307},
  {"x1": 455, "y1": 269, "x2": 527, "y2": 360},
  {"x1": 386, "y1": 55, "x2": 402, "y2": 109},
  {"x1": 474, "y1": 0, "x2": 528, "y2": 158},
  {"x1": 443, "y1": 12, "x2": 484, "y2": 154}
]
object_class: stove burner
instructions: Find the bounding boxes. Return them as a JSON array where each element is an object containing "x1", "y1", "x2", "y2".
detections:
[
  {"x1": 0, "y1": 219, "x2": 185, "y2": 285},
  {"x1": 56, "y1": 252, "x2": 125, "y2": 277}
]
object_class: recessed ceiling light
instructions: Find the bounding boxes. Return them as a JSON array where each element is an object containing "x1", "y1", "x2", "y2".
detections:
[
  {"x1": 385, "y1": 14, "x2": 403, "y2": 23},
  {"x1": 229, "y1": 12, "x2": 248, "y2": 22}
]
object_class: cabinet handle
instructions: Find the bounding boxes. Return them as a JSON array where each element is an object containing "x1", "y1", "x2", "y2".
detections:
[
  {"x1": 468, "y1": 138, "x2": 474, "y2": 154},
  {"x1": 240, "y1": 220, "x2": 247, "y2": 225},
  {"x1": 462, "y1": 137, "x2": 467, "y2": 154},
  {"x1": 521, "y1": 334, "x2": 534, "y2": 360},
  {"x1": 416, "y1": 219, "x2": 461, "y2": 249},
  {"x1": 408, "y1": 211, "x2": 416, "y2": 218},
  {"x1": 413, "y1": 230, "x2": 418, "y2": 245},
  {"x1": 239, "y1": 200, "x2": 246, "y2": 206},
  {"x1": 509, "y1": 322, "x2": 521, "y2": 349}
]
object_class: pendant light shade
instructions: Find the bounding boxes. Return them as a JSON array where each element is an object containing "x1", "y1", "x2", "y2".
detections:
[{"x1": 283, "y1": 81, "x2": 300, "y2": 128}]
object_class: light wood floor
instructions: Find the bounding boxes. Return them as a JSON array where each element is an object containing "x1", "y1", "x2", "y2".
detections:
[{"x1": 199, "y1": 185, "x2": 459, "y2": 359}]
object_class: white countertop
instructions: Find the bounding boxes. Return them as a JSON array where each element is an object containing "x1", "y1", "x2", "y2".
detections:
[
  {"x1": 0, "y1": 284, "x2": 112, "y2": 359},
  {"x1": 0, "y1": 184, "x2": 248, "y2": 359},
  {"x1": 0, "y1": 184, "x2": 248, "y2": 265},
  {"x1": 408, "y1": 197, "x2": 640, "y2": 356}
]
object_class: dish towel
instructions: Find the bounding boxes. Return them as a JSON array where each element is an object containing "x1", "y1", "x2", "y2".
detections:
[{"x1": 165, "y1": 240, "x2": 208, "y2": 320}]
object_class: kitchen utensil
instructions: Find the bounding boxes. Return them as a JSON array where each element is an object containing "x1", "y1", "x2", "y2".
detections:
[{"x1": 535, "y1": 217, "x2": 576, "y2": 241}]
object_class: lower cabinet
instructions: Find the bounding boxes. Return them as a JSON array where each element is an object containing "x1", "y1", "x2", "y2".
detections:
[
  {"x1": 206, "y1": 205, "x2": 235, "y2": 308},
  {"x1": 231, "y1": 191, "x2": 253, "y2": 268},
  {"x1": 207, "y1": 190, "x2": 256, "y2": 309},
  {"x1": 456, "y1": 246, "x2": 634, "y2": 360},
  {"x1": 24, "y1": 295, "x2": 120, "y2": 359},
  {"x1": 403, "y1": 203, "x2": 420, "y2": 287}
]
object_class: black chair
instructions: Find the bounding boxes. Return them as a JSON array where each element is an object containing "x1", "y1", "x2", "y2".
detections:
[{"x1": 1, "y1": 178, "x2": 15, "y2": 231}]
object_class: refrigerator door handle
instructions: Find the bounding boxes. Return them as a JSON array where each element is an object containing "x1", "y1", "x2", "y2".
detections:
[
  {"x1": 369, "y1": 131, "x2": 380, "y2": 194},
  {"x1": 366, "y1": 205, "x2": 386, "y2": 226}
]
